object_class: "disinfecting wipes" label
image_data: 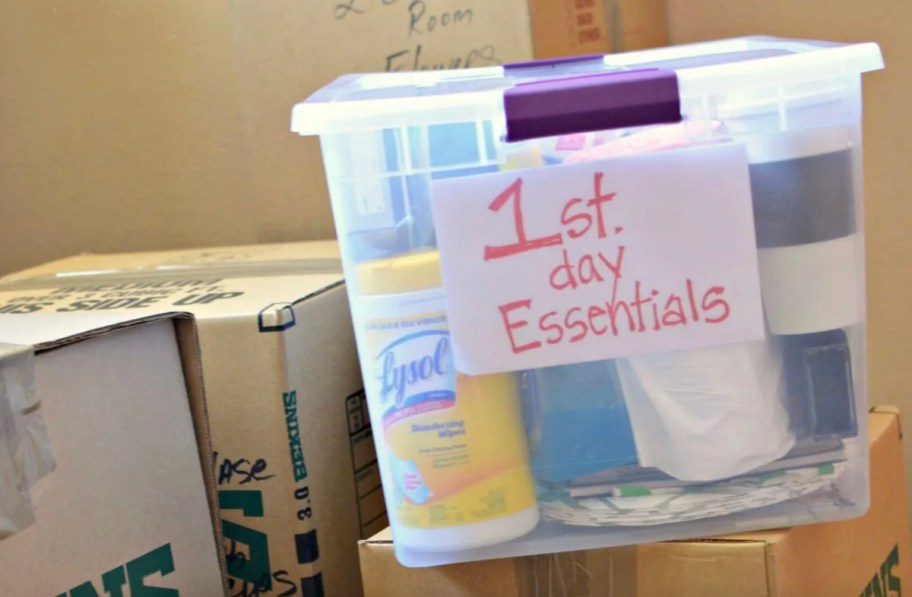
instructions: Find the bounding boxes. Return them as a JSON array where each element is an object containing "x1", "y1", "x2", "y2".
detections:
[{"x1": 358, "y1": 286, "x2": 536, "y2": 530}]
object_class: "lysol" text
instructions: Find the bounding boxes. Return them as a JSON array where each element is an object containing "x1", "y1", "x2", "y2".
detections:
[{"x1": 378, "y1": 335, "x2": 450, "y2": 407}]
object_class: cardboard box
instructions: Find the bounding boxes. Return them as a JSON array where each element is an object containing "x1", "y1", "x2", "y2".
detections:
[
  {"x1": 0, "y1": 315, "x2": 226, "y2": 595},
  {"x1": 0, "y1": 0, "x2": 534, "y2": 276},
  {"x1": 0, "y1": 1, "x2": 674, "y2": 278},
  {"x1": 1, "y1": 241, "x2": 385, "y2": 596},
  {"x1": 528, "y1": 0, "x2": 616, "y2": 58},
  {"x1": 616, "y1": 0, "x2": 670, "y2": 51},
  {"x1": 528, "y1": 0, "x2": 669, "y2": 59},
  {"x1": 359, "y1": 407, "x2": 911, "y2": 596}
]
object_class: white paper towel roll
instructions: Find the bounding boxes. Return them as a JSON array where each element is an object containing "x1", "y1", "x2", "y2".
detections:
[
  {"x1": 759, "y1": 235, "x2": 859, "y2": 335},
  {"x1": 617, "y1": 340, "x2": 795, "y2": 482}
]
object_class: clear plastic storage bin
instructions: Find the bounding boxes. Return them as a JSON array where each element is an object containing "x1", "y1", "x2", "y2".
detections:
[{"x1": 291, "y1": 37, "x2": 884, "y2": 567}]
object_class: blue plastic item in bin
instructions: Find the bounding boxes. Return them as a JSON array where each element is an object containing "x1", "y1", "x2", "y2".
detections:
[{"x1": 521, "y1": 361, "x2": 638, "y2": 484}]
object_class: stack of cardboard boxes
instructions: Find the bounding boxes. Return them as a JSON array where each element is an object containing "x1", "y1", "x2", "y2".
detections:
[{"x1": 0, "y1": 242, "x2": 381, "y2": 595}]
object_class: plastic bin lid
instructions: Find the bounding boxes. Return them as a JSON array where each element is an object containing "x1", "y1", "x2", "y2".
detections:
[{"x1": 291, "y1": 36, "x2": 883, "y2": 138}]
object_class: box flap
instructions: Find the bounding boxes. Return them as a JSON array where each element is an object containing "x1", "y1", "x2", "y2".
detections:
[
  {"x1": 172, "y1": 318, "x2": 230, "y2": 594},
  {"x1": 361, "y1": 527, "x2": 394, "y2": 546},
  {"x1": 0, "y1": 312, "x2": 193, "y2": 351},
  {"x1": 871, "y1": 404, "x2": 902, "y2": 437},
  {"x1": 0, "y1": 313, "x2": 230, "y2": 592},
  {"x1": 4, "y1": 241, "x2": 341, "y2": 280},
  {"x1": 0, "y1": 318, "x2": 226, "y2": 594},
  {"x1": 0, "y1": 242, "x2": 344, "y2": 322}
]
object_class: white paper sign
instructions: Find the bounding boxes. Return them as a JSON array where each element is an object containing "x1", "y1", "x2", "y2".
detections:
[{"x1": 432, "y1": 143, "x2": 765, "y2": 375}]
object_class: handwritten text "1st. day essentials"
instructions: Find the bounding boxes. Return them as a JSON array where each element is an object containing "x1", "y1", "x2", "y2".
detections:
[
  {"x1": 484, "y1": 172, "x2": 732, "y2": 356},
  {"x1": 433, "y1": 143, "x2": 762, "y2": 374}
]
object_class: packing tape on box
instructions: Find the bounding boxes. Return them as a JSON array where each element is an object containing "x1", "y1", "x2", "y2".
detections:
[
  {"x1": 515, "y1": 546, "x2": 638, "y2": 596},
  {"x1": 0, "y1": 343, "x2": 56, "y2": 538}
]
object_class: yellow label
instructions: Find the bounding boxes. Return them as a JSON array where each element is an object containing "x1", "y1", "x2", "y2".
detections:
[{"x1": 360, "y1": 287, "x2": 536, "y2": 529}]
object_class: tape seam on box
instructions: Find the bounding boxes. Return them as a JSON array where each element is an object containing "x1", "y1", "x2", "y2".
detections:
[{"x1": 0, "y1": 343, "x2": 57, "y2": 538}]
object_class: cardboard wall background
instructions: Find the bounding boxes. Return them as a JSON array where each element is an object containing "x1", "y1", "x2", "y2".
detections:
[
  {"x1": 0, "y1": 0, "x2": 532, "y2": 275},
  {"x1": 666, "y1": 0, "x2": 912, "y2": 528}
]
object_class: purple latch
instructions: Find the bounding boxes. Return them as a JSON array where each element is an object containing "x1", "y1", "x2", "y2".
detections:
[{"x1": 503, "y1": 68, "x2": 682, "y2": 142}]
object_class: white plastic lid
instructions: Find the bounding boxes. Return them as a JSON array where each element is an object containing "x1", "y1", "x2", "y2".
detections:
[{"x1": 291, "y1": 36, "x2": 883, "y2": 136}]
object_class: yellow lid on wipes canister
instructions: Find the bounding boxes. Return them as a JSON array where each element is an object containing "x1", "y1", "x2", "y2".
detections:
[
  {"x1": 356, "y1": 249, "x2": 442, "y2": 295},
  {"x1": 355, "y1": 250, "x2": 539, "y2": 552}
]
